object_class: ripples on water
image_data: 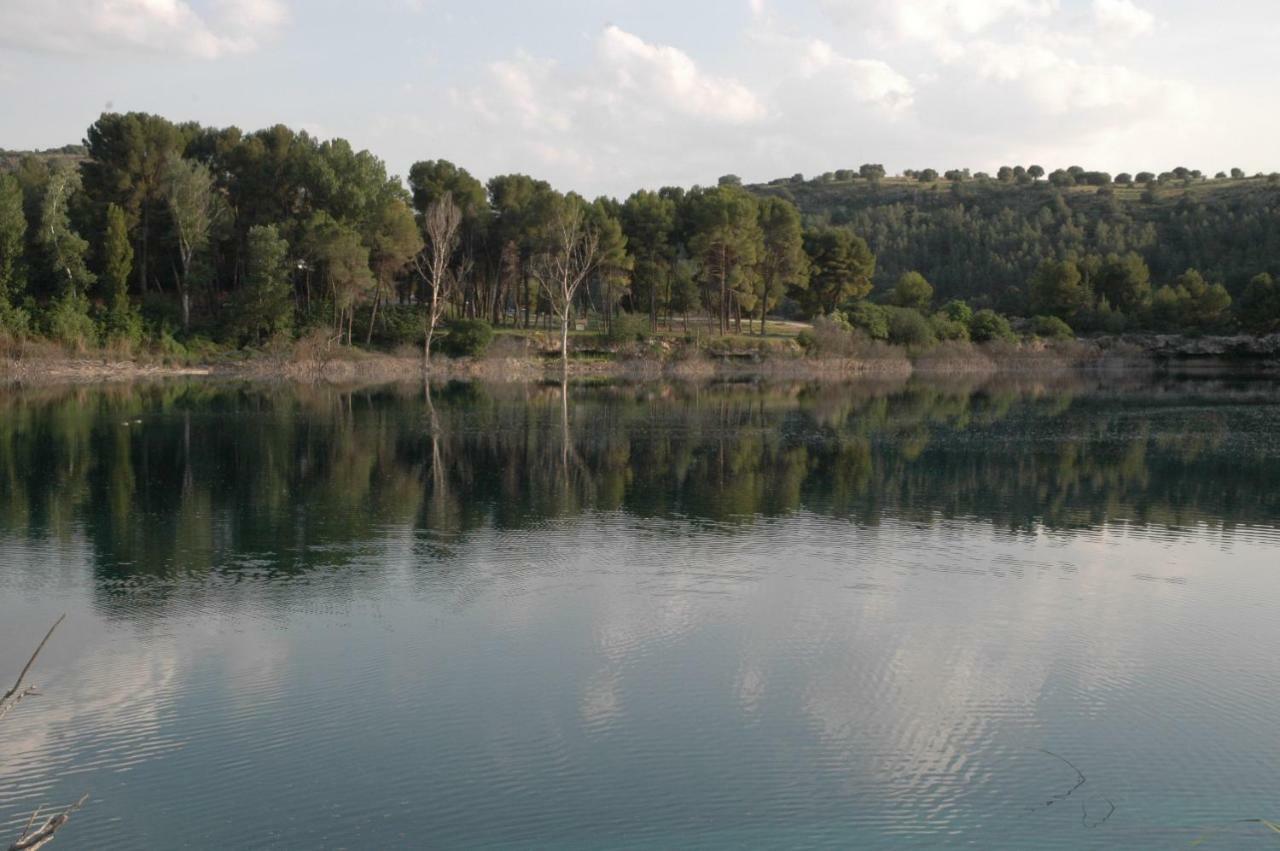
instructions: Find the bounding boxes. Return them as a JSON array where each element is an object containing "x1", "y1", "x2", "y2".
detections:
[{"x1": 1, "y1": 376, "x2": 1279, "y2": 848}]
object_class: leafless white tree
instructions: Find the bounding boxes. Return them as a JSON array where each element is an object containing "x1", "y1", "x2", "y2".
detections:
[
  {"x1": 413, "y1": 193, "x2": 463, "y2": 374},
  {"x1": 531, "y1": 204, "x2": 599, "y2": 376}
]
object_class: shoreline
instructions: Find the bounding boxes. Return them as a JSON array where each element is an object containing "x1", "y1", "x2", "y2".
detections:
[{"x1": 6, "y1": 335, "x2": 1277, "y2": 386}]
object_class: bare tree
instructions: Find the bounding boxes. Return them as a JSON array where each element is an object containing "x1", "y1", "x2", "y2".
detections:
[
  {"x1": 531, "y1": 203, "x2": 599, "y2": 376},
  {"x1": 413, "y1": 194, "x2": 463, "y2": 374}
]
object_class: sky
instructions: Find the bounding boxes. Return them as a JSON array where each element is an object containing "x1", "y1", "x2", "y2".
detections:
[{"x1": 1, "y1": 0, "x2": 1278, "y2": 197}]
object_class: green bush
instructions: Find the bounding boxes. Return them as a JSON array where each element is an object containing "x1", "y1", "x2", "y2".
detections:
[
  {"x1": 439, "y1": 318, "x2": 493, "y2": 357},
  {"x1": 843, "y1": 302, "x2": 889, "y2": 341},
  {"x1": 798, "y1": 314, "x2": 865, "y2": 357},
  {"x1": 364, "y1": 305, "x2": 422, "y2": 347},
  {"x1": 44, "y1": 292, "x2": 97, "y2": 349},
  {"x1": 1031, "y1": 315, "x2": 1074, "y2": 340},
  {"x1": 930, "y1": 313, "x2": 970, "y2": 342},
  {"x1": 969, "y1": 309, "x2": 1017, "y2": 343},
  {"x1": 941, "y1": 299, "x2": 973, "y2": 325},
  {"x1": 604, "y1": 312, "x2": 650, "y2": 343},
  {"x1": 884, "y1": 306, "x2": 936, "y2": 347}
]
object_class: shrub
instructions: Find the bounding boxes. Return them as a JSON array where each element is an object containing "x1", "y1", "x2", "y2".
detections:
[
  {"x1": 798, "y1": 314, "x2": 866, "y2": 357},
  {"x1": 930, "y1": 313, "x2": 970, "y2": 342},
  {"x1": 439, "y1": 318, "x2": 493, "y2": 357},
  {"x1": 1031, "y1": 315, "x2": 1074, "y2": 340},
  {"x1": 941, "y1": 299, "x2": 973, "y2": 325},
  {"x1": 364, "y1": 305, "x2": 421, "y2": 347},
  {"x1": 604, "y1": 311, "x2": 649, "y2": 343},
  {"x1": 969, "y1": 309, "x2": 1016, "y2": 343},
  {"x1": 843, "y1": 302, "x2": 889, "y2": 341},
  {"x1": 884, "y1": 306, "x2": 936, "y2": 347},
  {"x1": 44, "y1": 292, "x2": 97, "y2": 349}
]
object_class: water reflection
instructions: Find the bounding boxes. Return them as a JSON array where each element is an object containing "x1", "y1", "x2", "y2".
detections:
[
  {"x1": 1, "y1": 376, "x2": 1279, "y2": 848},
  {"x1": 1, "y1": 377, "x2": 1277, "y2": 586}
]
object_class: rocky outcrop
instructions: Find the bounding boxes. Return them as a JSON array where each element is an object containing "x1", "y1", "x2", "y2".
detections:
[{"x1": 1103, "y1": 334, "x2": 1280, "y2": 360}]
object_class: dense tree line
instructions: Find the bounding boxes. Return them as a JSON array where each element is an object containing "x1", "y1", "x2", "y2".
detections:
[{"x1": 1, "y1": 115, "x2": 1278, "y2": 365}]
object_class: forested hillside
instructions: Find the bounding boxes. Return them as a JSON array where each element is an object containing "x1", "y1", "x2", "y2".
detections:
[{"x1": 750, "y1": 169, "x2": 1280, "y2": 310}]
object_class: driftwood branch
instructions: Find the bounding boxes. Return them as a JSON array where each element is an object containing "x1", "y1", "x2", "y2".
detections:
[
  {"x1": 0, "y1": 615, "x2": 65, "y2": 723},
  {"x1": 7, "y1": 795, "x2": 88, "y2": 851}
]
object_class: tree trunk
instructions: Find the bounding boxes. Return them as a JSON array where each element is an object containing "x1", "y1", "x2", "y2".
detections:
[
  {"x1": 365, "y1": 284, "x2": 382, "y2": 346},
  {"x1": 561, "y1": 309, "x2": 570, "y2": 377}
]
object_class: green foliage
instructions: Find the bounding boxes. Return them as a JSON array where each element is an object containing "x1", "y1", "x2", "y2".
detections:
[
  {"x1": 1238, "y1": 273, "x2": 1280, "y2": 334},
  {"x1": 941, "y1": 299, "x2": 973, "y2": 324},
  {"x1": 755, "y1": 197, "x2": 809, "y2": 327},
  {"x1": 969, "y1": 309, "x2": 1016, "y2": 343},
  {"x1": 1095, "y1": 252, "x2": 1151, "y2": 312},
  {"x1": 440, "y1": 318, "x2": 493, "y2": 357},
  {"x1": 884, "y1": 306, "x2": 936, "y2": 347},
  {"x1": 890, "y1": 271, "x2": 934, "y2": 310},
  {"x1": 844, "y1": 302, "x2": 889, "y2": 341},
  {"x1": 1169, "y1": 269, "x2": 1232, "y2": 330},
  {"x1": 688, "y1": 186, "x2": 763, "y2": 332},
  {"x1": 44, "y1": 291, "x2": 97, "y2": 348},
  {"x1": 801, "y1": 227, "x2": 875, "y2": 316},
  {"x1": 38, "y1": 164, "x2": 96, "y2": 297},
  {"x1": 797, "y1": 313, "x2": 867, "y2": 356},
  {"x1": 605, "y1": 311, "x2": 650, "y2": 343},
  {"x1": 930, "y1": 312, "x2": 970, "y2": 342},
  {"x1": 1029, "y1": 259, "x2": 1090, "y2": 320},
  {"x1": 1031, "y1": 315, "x2": 1074, "y2": 340},
  {"x1": 0, "y1": 173, "x2": 25, "y2": 310},
  {"x1": 231, "y1": 224, "x2": 294, "y2": 344}
]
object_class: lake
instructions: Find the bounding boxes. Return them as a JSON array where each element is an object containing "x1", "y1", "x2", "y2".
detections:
[{"x1": 1, "y1": 375, "x2": 1278, "y2": 848}]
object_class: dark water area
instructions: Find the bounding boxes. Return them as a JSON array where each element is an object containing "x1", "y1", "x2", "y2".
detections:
[{"x1": 1, "y1": 375, "x2": 1279, "y2": 848}]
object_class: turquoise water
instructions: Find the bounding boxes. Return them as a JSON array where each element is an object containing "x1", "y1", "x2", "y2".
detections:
[{"x1": 1, "y1": 376, "x2": 1278, "y2": 848}]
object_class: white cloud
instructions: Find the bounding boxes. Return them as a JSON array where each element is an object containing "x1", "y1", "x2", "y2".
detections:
[
  {"x1": 1092, "y1": 0, "x2": 1155, "y2": 39},
  {"x1": 798, "y1": 40, "x2": 914, "y2": 112},
  {"x1": 0, "y1": 0, "x2": 289, "y2": 58},
  {"x1": 823, "y1": 0, "x2": 1058, "y2": 56},
  {"x1": 596, "y1": 25, "x2": 767, "y2": 125}
]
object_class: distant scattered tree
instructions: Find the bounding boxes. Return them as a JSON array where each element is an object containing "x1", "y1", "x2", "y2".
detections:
[
  {"x1": 859, "y1": 164, "x2": 886, "y2": 182},
  {"x1": 1135, "y1": 171, "x2": 1156, "y2": 184},
  {"x1": 917, "y1": 169, "x2": 939, "y2": 183},
  {"x1": 1230, "y1": 168, "x2": 1245, "y2": 179},
  {"x1": 718, "y1": 174, "x2": 743, "y2": 188},
  {"x1": 1114, "y1": 173, "x2": 1133, "y2": 185},
  {"x1": 1028, "y1": 165, "x2": 1045, "y2": 180}
]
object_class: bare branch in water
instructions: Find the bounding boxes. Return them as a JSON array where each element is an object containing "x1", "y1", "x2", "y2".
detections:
[
  {"x1": 7, "y1": 794, "x2": 88, "y2": 851},
  {"x1": 0, "y1": 615, "x2": 65, "y2": 722}
]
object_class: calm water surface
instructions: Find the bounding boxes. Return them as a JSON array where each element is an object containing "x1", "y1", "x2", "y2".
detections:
[{"x1": 1, "y1": 375, "x2": 1278, "y2": 848}]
